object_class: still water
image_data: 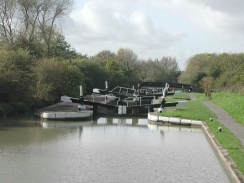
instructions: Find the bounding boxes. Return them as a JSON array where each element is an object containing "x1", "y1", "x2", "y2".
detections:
[{"x1": 0, "y1": 117, "x2": 231, "y2": 183}]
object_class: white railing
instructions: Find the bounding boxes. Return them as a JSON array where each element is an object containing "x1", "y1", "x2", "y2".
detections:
[
  {"x1": 110, "y1": 86, "x2": 136, "y2": 96},
  {"x1": 123, "y1": 96, "x2": 155, "y2": 107}
]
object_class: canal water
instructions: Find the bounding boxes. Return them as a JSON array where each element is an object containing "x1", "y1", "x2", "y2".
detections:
[{"x1": 0, "y1": 117, "x2": 231, "y2": 183}]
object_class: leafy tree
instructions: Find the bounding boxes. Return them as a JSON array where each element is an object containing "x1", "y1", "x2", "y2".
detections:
[
  {"x1": 142, "y1": 59, "x2": 162, "y2": 82},
  {"x1": 159, "y1": 57, "x2": 180, "y2": 83},
  {"x1": 73, "y1": 58, "x2": 108, "y2": 93},
  {"x1": 0, "y1": 47, "x2": 34, "y2": 104},
  {"x1": 180, "y1": 54, "x2": 210, "y2": 84},
  {"x1": 56, "y1": 61, "x2": 85, "y2": 98},
  {"x1": 104, "y1": 58, "x2": 123, "y2": 88},
  {"x1": 49, "y1": 33, "x2": 77, "y2": 60},
  {"x1": 33, "y1": 58, "x2": 84, "y2": 103},
  {"x1": 117, "y1": 48, "x2": 139, "y2": 86},
  {"x1": 140, "y1": 57, "x2": 180, "y2": 83},
  {"x1": 136, "y1": 59, "x2": 148, "y2": 82},
  {"x1": 94, "y1": 50, "x2": 116, "y2": 66},
  {"x1": 180, "y1": 52, "x2": 244, "y2": 94},
  {"x1": 117, "y1": 48, "x2": 138, "y2": 74},
  {"x1": 199, "y1": 76, "x2": 215, "y2": 99}
]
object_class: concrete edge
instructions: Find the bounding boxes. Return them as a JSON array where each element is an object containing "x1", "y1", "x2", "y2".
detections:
[
  {"x1": 148, "y1": 112, "x2": 202, "y2": 126},
  {"x1": 148, "y1": 112, "x2": 244, "y2": 183}
]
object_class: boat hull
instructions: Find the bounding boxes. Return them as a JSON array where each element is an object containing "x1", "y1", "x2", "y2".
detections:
[{"x1": 40, "y1": 110, "x2": 93, "y2": 121}]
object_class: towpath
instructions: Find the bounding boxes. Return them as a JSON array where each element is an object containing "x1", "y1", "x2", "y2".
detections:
[{"x1": 189, "y1": 92, "x2": 244, "y2": 149}]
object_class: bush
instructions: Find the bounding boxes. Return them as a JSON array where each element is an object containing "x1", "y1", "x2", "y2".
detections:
[
  {"x1": 0, "y1": 103, "x2": 14, "y2": 116},
  {"x1": 11, "y1": 102, "x2": 30, "y2": 113}
]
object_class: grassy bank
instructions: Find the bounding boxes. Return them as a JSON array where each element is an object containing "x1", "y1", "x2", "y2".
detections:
[
  {"x1": 211, "y1": 92, "x2": 244, "y2": 126},
  {"x1": 158, "y1": 92, "x2": 244, "y2": 175}
]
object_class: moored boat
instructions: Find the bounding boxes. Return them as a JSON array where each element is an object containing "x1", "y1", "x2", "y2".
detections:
[{"x1": 40, "y1": 110, "x2": 93, "y2": 121}]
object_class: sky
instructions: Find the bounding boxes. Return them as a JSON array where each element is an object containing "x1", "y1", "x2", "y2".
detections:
[{"x1": 61, "y1": 0, "x2": 244, "y2": 70}]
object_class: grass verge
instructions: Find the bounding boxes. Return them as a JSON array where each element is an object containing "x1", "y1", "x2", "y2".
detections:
[
  {"x1": 158, "y1": 92, "x2": 244, "y2": 175},
  {"x1": 211, "y1": 92, "x2": 244, "y2": 126}
]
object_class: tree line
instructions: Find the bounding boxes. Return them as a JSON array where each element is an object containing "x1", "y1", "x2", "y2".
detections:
[
  {"x1": 0, "y1": 0, "x2": 181, "y2": 116},
  {"x1": 0, "y1": 46, "x2": 181, "y2": 116},
  {"x1": 1, "y1": 0, "x2": 242, "y2": 116},
  {"x1": 179, "y1": 53, "x2": 244, "y2": 98}
]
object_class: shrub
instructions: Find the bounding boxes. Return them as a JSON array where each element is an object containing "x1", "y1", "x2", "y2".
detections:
[
  {"x1": 11, "y1": 102, "x2": 29, "y2": 113},
  {"x1": 0, "y1": 103, "x2": 14, "y2": 116}
]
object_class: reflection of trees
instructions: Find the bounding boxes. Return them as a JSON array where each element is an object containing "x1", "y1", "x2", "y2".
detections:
[
  {"x1": 0, "y1": 125, "x2": 72, "y2": 145},
  {"x1": 0, "y1": 117, "x2": 150, "y2": 146}
]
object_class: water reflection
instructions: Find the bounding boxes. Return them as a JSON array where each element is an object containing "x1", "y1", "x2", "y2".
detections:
[
  {"x1": 41, "y1": 120, "x2": 93, "y2": 128},
  {"x1": 40, "y1": 117, "x2": 149, "y2": 128},
  {"x1": 148, "y1": 123, "x2": 202, "y2": 132},
  {"x1": 0, "y1": 116, "x2": 231, "y2": 183},
  {"x1": 93, "y1": 117, "x2": 148, "y2": 126},
  {"x1": 41, "y1": 117, "x2": 202, "y2": 133}
]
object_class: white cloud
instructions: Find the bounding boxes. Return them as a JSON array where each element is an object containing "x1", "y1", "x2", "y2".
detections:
[
  {"x1": 130, "y1": 10, "x2": 154, "y2": 36},
  {"x1": 187, "y1": 0, "x2": 244, "y2": 15},
  {"x1": 62, "y1": 0, "x2": 185, "y2": 63},
  {"x1": 152, "y1": 0, "x2": 244, "y2": 41},
  {"x1": 61, "y1": 0, "x2": 244, "y2": 70}
]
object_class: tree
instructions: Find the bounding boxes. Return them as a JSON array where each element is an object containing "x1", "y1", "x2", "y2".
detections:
[
  {"x1": 159, "y1": 57, "x2": 180, "y2": 83},
  {"x1": 180, "y1": 52, "x2": 244, "y2": 94},
  {"x1": 49, "y1": 32, "x2": 77, "y2": 60},
  {"x1": 33, "y1": 58, "x2": 84, "y2": 103},
  {"x1": 199, "y1": 76, "x2": 215, "y2": 100},
  {"x1": 73, "y1": 58, "x2": 108, "y2": 93},
  {"x1": 142, "y1": 59, "x2": 162, "y2": 82},
  {"x1": 95, "y1": 50, "x2": 116, "y2": 65},
  {"x1": 37, "y1": 0, "x2": 74, "y2": 57},
  {"x1": 116, "y1": 48, "x2": 139, "y2": 86},
  {"x1": 136, "y1": 59, "x2": 148, "y2": 82},
  {"x1": 0, "y1": 46, "x2": 34, "y2": 104},
  {"x1": 179, "y1": 54, "x2": 210, "y2": 85},
  {"x1": 0, "y1": 0, "x2": 17, "y2": 44},
  {"x1": 104, "y1": 58, "x2": 123, "y2": 88},
  {"x1": 140, "y1": 57, "x2": 180, "y2": 83},
  {"x1": 0, "y1": 0, "x2": 74, "y2": 58},
  {"x1": 56, "y1": 61, "x2": 85, "y2": 98}
]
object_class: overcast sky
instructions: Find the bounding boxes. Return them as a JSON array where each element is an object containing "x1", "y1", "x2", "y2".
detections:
[{"x1": 61, "y1": 0, "x2": 244, "y2": 70}]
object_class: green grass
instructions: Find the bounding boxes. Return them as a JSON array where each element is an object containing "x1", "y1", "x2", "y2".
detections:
[
  {"x1": 211, "y1": 92, "x2": 244, "y2": 126},
  {"x1": 166, "y1": 92, "x2": 191, "y2": 102},
  {"x1": 158, "y1": 92, "x2": 244, "y2": 175}
]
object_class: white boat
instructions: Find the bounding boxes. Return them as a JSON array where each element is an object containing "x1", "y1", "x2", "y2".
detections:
[{"x1": 40, "y1": 110, "x2": 93, "y2": 121}]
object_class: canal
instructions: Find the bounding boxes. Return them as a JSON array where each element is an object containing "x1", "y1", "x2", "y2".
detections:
[{"x1": 0, "y1": 117, "x2": 231, "y2": 183}]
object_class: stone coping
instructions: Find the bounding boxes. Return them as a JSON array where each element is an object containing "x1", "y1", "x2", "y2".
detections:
[
  {"x1": 148, "y1": 113, "x2": 202, "y2": 126},
  {"x1": 148, "y1": 112, "x2": 244, "y2": 183}
]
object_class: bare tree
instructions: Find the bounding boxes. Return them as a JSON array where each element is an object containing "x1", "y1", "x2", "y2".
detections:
[
  {"x1": 0, "y1": 0, "x2": 18, "y2": 44},
  {"x1": 160, "y1": 57, "x2": 179, "y2": 71},
  {"x1": 0, "y1": 0, "x2": 74, "y2": 56},
  {"x1": 37, "y1": 0, "x2": 73, "y2": 57},
  {"x1": 17, "y1": 0, "x2": 41, "y2": 44}
]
